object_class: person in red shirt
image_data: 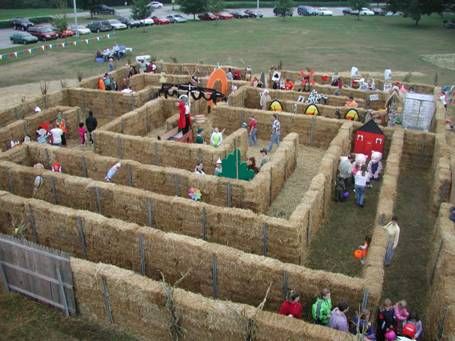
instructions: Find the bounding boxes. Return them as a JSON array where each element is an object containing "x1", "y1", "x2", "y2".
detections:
[
  {"x1": 278, "y1": 291, "x2": 302, "y2": 319},
  {"x1": 285, "y1": 78, "x2": 294, "y2": 91},
  {"x1": 247, "y1": 114, "x2": 257, "y2": 146}
]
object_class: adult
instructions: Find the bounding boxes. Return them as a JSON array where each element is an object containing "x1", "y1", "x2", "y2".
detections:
[
  {"x1": 210, "y1": 128, "x2": 224, "y2": 147},
  {"x1": 49, "y1": 123, "x2": 64, "y2": 146},
  {"x1": 260, "y1": 89, "x2": 271, "y2": 110},
  {"x1": 383, "y1": 216, "x2": 400, "y2": 266},
  {"x1": 312, "y1": 288, "x2": 332, "y2": 326},
  {"x1": 354, "y1": 166, "x2": 368, "y2": 207},
  {"x1": 177, "y1": 95, "x2": 191, "y2": 135},
  {"x1": 267, "y1": 114, "x2": 280, "y2": 152},
  {"x1": 278, "y1": 291, "x2": 302, "y2": 319},
  {"x1": 247, "y1": 157, "x2": 259, "y2": 174},
  {"x1": 345, "y1": 96, "x2": 358, "y2": 108},
  {"x1": 338, "y1": 156, "x2": 352, "y2": 190},
  {"x1": 105, "y1": 162, "x2": 121, "y2": 182},
  {"x1": 226, "y1": 68, "x2": 234, "y2": 81},
  {"x1": 55, "y1": 113, "x2": 67, "y2": 146},
  {"x1": 248, "y1": 114, "x2": 257, "y2": 146},
  {"x1": 329, "y1": 302, "x2": 349, "y2": 332},
  {"x1": 85, "y1": 111, "x2": 98, "y2": 144}
]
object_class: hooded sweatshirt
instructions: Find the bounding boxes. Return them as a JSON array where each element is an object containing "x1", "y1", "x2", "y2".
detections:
[{"x1": 329, "y1": 308, "x2": 349, "y2": 332}]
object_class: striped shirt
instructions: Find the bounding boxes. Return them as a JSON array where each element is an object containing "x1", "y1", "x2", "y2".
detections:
[{"x1": 272, "y1": 119, "x2": 280, "y2": 135}]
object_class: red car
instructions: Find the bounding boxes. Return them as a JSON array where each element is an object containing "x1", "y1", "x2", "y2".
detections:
[
  {"x1": 59, "y1": 29, "x2": 75, "y2": 38},
  {"x1": 198, "y1": 12, "x2": 218, "y2": 21},
  {"x1": 27, "y1": 25, "x2": 58, "y2": 41},
  {"x1": 214, "y1": 12, "x2": 234, "y2": 20},
  {"x1": 152, "y1": 16, "x2": 170, "y2": 25}
]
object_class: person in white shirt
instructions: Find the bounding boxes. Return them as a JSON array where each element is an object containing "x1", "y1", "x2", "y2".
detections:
[
  {"x1": 194, "y1": 162, "x2": 205, "y2": 176},
  {"x1": 354, "y1": 166, "x2": 368, "y2": 207},
  {"x1": 384, "y1": 216, "x2": 400, "y2": 266},
  {"x1": 105, "y1": 162, "x2": 121, "y2": 182},
  {"x1": 267, "y1": 114, "x2": 281, "y2": 152},
  {"x1": 49, "y1": 124, "x2": 63, "y2": 146}
]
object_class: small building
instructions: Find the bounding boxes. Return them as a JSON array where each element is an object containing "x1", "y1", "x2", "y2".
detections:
[{"x1": 353, "y1": 120, "x2": 385, "y2": 157}]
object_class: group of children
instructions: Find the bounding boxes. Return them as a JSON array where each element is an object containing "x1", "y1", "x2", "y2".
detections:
[
  {"x1": 278, "y1": 288, "x2": 422, "y2": 340},
  {"x1": 335, "y1": 152, "x2": 383, "y2": 207}
]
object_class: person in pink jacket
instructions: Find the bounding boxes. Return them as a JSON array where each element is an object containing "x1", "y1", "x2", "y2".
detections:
[{"x1": 394, "y1": 300, "x2": 410, "y2": 332}]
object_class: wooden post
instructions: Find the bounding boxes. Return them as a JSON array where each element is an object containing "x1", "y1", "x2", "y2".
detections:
[
  {"x1": 269, "y1": 168, "x2": 273, "y2": 206},
  {"x1": 7, "y1": 170, "x2": 13, "y2": 193},
  {"x1": 211, "y1": 254, "x2": 218, "y2": 299},
  {"x1": 173, "y1": 174, "x2": 181, "y2": 197},
  {"x1": 100, "y1": 276, "x2": 114, "y2": 324},
  {"x1": 56, "y1": 266, "x2": 70, "y2": 317},
  {"x1": 138, "y1": 234, "x2": 145, "y2": 275},
  {"x1": 361, "y1": 288, "x2": 368, "y2": 311},
  {"x1": 127, "y1": 164, "x2": 133, "y2": 187},
  {"x1": 146, "y1": 199, "x2": 154, "y2": 227},
  {"x1": 81, "y1": 156, "x2": 88, "y2": 178},
  {"x1": 262, "y1": 223, "x2": 269, "y2": 257},
  {"x1": 28, "y1": 205, "x2": 38, "y2": 243},
  {"x1": 282, "y1": 271, "x2": 289, "y2": 299},
  {"x1": 76, "y1": 216, "x2": 88, "y2": 257},
  {"x1": 430, "y1": 240, "x2": 444, "y2": 286},
  {"x1": 201, "y1": 208, "x2": 207, "y2": 241},
  {"x1": 0, "y1": 262, "x2": 10, "y2": 293},
  {"x1": 306, "y1": 212, "x2": 312, "y2": 246},
  {"x1": 116, "y1": 136, "x2": 123, "y2": 160},
  {"x1": 226, "y1": 183, "x2": 232, "y2": 207},
  {"x1": 50, "y1": 177, "x2": 58, "y2": 205},
  {"x1": 94, "y1": 187, "x2": 101, "y2": 214}
]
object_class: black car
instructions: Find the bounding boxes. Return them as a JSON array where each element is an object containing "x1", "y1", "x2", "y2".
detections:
[
  {"x1": 11, "y1": 18, "x2": 34, "y2": 31},
  {"x1": 87, "y1": 21, "x2": 113, "y2": 33},
  {"x1": 118, "y1": 17, "x2": 143, "y2": 28},
  {"x1": 230, "y1": 10, "x2": 248, "y2": 19},
  {"x1": 91, "y1": 4, "x2": 115, "y2": 16},
  {"x1": 273, "y1": 7, "x2": 293, "y2": 16},
  {"x1": 244, "y1": 9, "x2": 263, "y2": 18},
  {"x1": 343, "y1": 8, "x2": 359, "y2": 15}
]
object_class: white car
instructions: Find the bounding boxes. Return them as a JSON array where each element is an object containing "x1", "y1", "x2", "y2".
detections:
[
  {"x1": 149, "y1": 1, "x2": 163, "y2": 9},
  {"x1": 140, "y1": 17, "x2": 155, "y2": 25},
  {"x1": 166, "y1": 14, "x2": 188, "y2": 23},
  {"x1": 359, "y1": 7, "x2": 375, "y2": 16},
  {"x1": 317, "y1": 7, "x2": 333, "y2": 16},
  {"x1": 106, "y1": 19, "x2": 127, "y2": 30},
  {"x1": 69, "y1": 24, "x2": 91, "y2": 35}
]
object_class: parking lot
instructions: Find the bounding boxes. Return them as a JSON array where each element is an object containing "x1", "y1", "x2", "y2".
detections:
[{"x1": 0, "y1": 5, "x2": 347, "y2": 49}]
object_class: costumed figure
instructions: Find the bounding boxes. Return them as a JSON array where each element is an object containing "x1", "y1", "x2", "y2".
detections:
[
  {"x1": 177, "y1": 95, "x2": 192, "y2": 134},
  {"x1": 210, "y1": 128, "x2": 224, "y2": 147},
  {"x1": 271, "y1": 70, "x2": 281, "y2": 89},
  {"x1": 245, "y1": 66, "x2": 252, "y2": 82},
  {"x1": 260, "y1": 89, "x2": 271, "y2": 110},
  {"x1": 338, "y1": 156, "x2": 352, "y2": 189},
  {"x1": 350, "y1": 66, "x2": 360, "y2": 88},
  {"x1": 385, "y1": 86, "x2": 403, "y2": 127},
  {"x1": 214, "y1": 158, "x2": 223, "y2": 176},
  {"x1": 305, "y1": 89, "x2": 328, "y2": 105},
  {"x1": 367, "y1": 151, "x2": 383, "y2": 182},
  {"x1": 51, "y1": 162, "x2": 62, "y2": 173},
  {"x1": 285, "y1": 78, "x2": 294, "y2": 90}
]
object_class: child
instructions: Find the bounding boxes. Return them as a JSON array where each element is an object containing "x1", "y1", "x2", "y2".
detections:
[
  {"x1": 384, "y1": 325, "x2": 396, "y2": 341},
  {"x1": 105, "y1": 162, "x2": 121, "y2": 182},
  {"x1": 79, "y1": 122, "x2": 87, "y2": 145},
  {"x1": 394, "y1": 300, "x2": 410, "y2": 332},
  {"x1": 334, "y1": 175, "x2": 347, "y2": 202},
  {"x1": 194, "y1": 162, "x2": 205, "y2": 176},
  {"x1": 408, "y1": 312, "x2": 423, "y2": 340},
  {"x1": 378, "y1": 298, "x2": 395, "y2": 339},
  {"x1": 214, "y1": 159, "x2": 222, "y2": 176},
  {"x1": 359, "y1": 235, "x2": 372, "y2": 265}
]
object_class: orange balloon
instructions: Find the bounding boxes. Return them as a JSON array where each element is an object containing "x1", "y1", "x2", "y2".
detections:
[{"x1": 353, "y1": 249, "x2": 363, "y2": 260}]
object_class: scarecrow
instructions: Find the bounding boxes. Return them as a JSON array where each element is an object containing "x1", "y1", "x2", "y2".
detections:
[{"x1": 177, "y1": 95, "x2": 191, "y2": 134}]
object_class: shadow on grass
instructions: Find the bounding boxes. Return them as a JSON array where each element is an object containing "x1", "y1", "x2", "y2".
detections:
[
  {"x1": 305, "y1": 179, "x2": 380, "y2": 277},
  {"x1": 0, "y1": 292, "x2": 136, "y2": 340}
]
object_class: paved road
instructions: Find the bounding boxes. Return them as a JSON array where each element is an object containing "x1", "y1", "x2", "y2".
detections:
[{"x1": 0, "y1": 5, "x2": 348, "y2": 49}]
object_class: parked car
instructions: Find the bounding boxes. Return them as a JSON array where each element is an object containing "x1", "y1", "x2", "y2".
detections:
[
  {"x1": 316, "y1": 7, "x2": 333, "y2": 16},
  {"x1": 273, "y1": 7, "x2": 293, "y2": 16},
  {"x1": 359, "y1": 7, "x2": 375, "y2": 16},
  {"x1": 11, "y1": 17, "x2": 34, "y2": 31},
  {"x1": 166, "y1": 14, "x2": 188, "y2": 23},
  {"x1": 443, "y1": 19, "x2": 455, "y2": 29},
  {"x1": 104, "y1": 19, "x2": 127, "y2": 30},
  {"x1": 27, "y1": 25, "x2": 58, "y2": 41},
  {"x1": 297, "y1": 6, "x2": 318, "y2": 16},
  {"x1": 9, "y1": 31, "x2": 38, "y2": 44},
  {"x1": 371, "y1": 7, "x2": 385, "y2": 15},
  {"x1": 151, "y1": 16, "x2": 170, "y2": 25},
  {"x1": 91, "y1": 4, "x2": 115, "y2": 16},
  {"x1": 214, "y1": 12, "x2": 234, "y2": 20},
  {"x1": 87, "y1": 21, "x2": 113, "y2": 33},
  {"x1": 69, "y1": 24, "x2": 91, "y2": 35},
  {"x1": 229, "y1": 10, "x2": 248, "y2": 19},
  {"x1": 140, "y1": 17, "x2": 155, "y2": 25},
  {"x1": 118, "y1": 17, "x2": 143, "y2": 27},
  {"x1": 59, "y1": 28, "x2": 75, "y2": 38},
  {"x1": 148, "y1": 1, "x2": 163, "y2": 9},
  {"x1": 198, "y1": 12, "x2": 219, "y2": 21},
  {"x1": 244, "y1": 10, "x2": 263, "y2": 18},
  {"x1": 343, "y1": 8, "x2": 358, "y2": 15},
  {"x1": 385, "y1": 11, "x2": 403, "y2": 16}
]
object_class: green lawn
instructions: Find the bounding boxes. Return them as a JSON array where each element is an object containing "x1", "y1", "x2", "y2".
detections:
[
  {"x1": 0, "y1": 292, "x2": 136, "y2": 340},
  {"x1": 1, "y1": 15, "x2": 455, "y2": 87},
  {"x1": 0, "y1": 8, "x2": 83, "y2": 20}
]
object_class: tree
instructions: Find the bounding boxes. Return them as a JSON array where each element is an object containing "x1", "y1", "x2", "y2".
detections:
[
  {"x1": 387, "y1": 0, "x2": 444, "y2": 25},
  {"x1": 275, "y1": 0, "x2": 293, "y2": 17},
  {"x1": 349, "y1": 0, "x2": 369, "y2": 20},
  {"x1": 177, "y1": 0, "x2": 207, "y2": 20},
  {"x1": 207, "y1": 0, "x2": 224, "y2": 12},
  {"x1": 131, "y1": 0, "x2": 152, "y2": 20}
]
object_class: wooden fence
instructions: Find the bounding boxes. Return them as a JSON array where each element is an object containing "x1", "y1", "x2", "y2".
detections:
[{"x1": 0, "y1": 233, "x2": 76, "y2": 316}]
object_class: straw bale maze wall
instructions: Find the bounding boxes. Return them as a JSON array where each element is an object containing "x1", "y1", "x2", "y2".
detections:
[
  {"x1": 0, "y1": 106, "x2": 82, "y2": 151},
  {"x1": 426, "y1": 203, "x2": 455, "y2": 341},
  {"x1": 70, "y1": 258, "x2": 353, "y2": 341},
  {"x1": 0, "y1": 190, "x2": 367, "y2": 328}
]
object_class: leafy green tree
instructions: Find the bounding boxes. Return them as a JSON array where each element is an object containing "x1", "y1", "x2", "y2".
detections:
[
  {"x1": 387, "y1": 0, "x2": 444, "y2": 25},
  {"x1": 349, "y1": 0, "x2": 369, "y2": 20},
  {"x1": 177, "y1": 0, "x2": 207, "y2": 20},
  {"x1": 131, "y1": 0, "x2": 152, "y2": 20},
  {"x1": 275, "y1": 0, "x2": 293, "y2": 17},
  {"x1": 207, "y1": 0, "x2": 224, "y2": 12}
]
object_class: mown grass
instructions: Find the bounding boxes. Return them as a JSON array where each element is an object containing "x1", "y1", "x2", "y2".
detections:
[
  {"x1": 1, "y1": 15, "x2": 454, "y2": 87},
  {"x1": 0, "y1": 8, "x2": 83, "y2": 20}
]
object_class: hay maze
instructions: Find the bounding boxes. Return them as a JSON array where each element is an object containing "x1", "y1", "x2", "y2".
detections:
[{"x1": 0, "y1": 62, "x2": 452, "y2": 340}]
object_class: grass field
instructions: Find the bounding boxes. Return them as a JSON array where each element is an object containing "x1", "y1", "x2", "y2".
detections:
[
  {"x1": 1, "y1": 15, "x2": 455, "y2": 87},
  {"x1": 0, "y1": 8, "x2": 84, "y2": 20}
]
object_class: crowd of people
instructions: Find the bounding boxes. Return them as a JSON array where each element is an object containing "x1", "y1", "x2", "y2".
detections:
[{"x1": 278, "y1": 288, "x2": 423, "y2": 340}]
